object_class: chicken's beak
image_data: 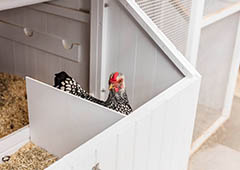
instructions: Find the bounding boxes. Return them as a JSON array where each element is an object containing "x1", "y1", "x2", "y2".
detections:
[{"x1": 109, "y1": 84, "x2": 114, "y2": 90}]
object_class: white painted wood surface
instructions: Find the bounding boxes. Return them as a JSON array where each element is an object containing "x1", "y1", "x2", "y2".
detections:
[
  {"x1": 0, "y1": 0, "x2": 51, "y2": 11},
  {"x1": 197, "y1": 13, "x2": 239, "y2": 113},
  {"x1": 0, "y1": 5, "x2": 90, "y2": 89},
  {"x1": 26, "y1": 77, "x2": 124, "y2": 158},
  {"x1": 0, "y1": 7, "x2": 89, "y2": 63},
  {"x1": 0, "y1": 38, "x2": 90, "y2": 90},
  {"x1": 222, "y1": 14, "x2": 240, "y2": 116},
  {"x1": 0, "y1": 0, "x2": 200, "y2": 169},
  {"x1": 0, "y1": 126, "x2": 30, "y2": 163},
  {"x1": 201, "y1": 0, "x2": 240, "y2": 28},
  {"x1": 185, "y1": 0, "x2": 205, "y2": 66},
  {"x1": 29, "y1": 4, "x2": 90, "y2": 23},
  {"x1": 90, "y1": 0, "x2": 200, "y2": 109},
  {"x1": 47, "y1": 77, "x2": 200, "y2": 170},
  {"x1": 48, "y1": 0, "x2": 90, "y2": 11},
  {"x1": 63, "y1": 0, "x2": 200, "y2": 170},
  {"x1": 191, "y1": 2, "x2": 240, "y2": 153},
  {"x1": 202, "y1": 0, "x2": 240, "y2": 28}
]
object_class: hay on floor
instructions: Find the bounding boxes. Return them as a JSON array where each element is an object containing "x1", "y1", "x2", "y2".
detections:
[
  {"x1": 0, "y1": 72, "x2": 29, "y2": 138},
  {"x1": 0, "y1": 142, "x2": 58, "y2": 170}
]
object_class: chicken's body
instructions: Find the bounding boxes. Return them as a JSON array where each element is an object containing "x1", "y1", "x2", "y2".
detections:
[
  {"x1": 54, "y1": 71, "x2": 132, "y2": 115},
  {"x1": 105, "y1": 89, "x2": 132, "y2": 115},
  {"x1": 54, "y1": 72, "x2": 104, "y2": 105}
]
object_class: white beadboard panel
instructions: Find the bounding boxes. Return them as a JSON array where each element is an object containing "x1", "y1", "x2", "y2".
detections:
[
  {"x1": 0, "y1": 21, "x2": 81, "y2": 62},
  {"x1": 29, "y1": 4, "x2": 90, "y2": 23},
  {"x1": 133, "y1": 31, "x2": 157, "y2": 108},
  {"x1": 132, "y1": 112, "x2": 152, "y2": 170},
  {"x1": 47, "y1": 77, "x2": 200, "y2": 170},
  {"x1": 48, "y1": 0, "x2": 90, "y2": 11},
  {"x1": 26, "y1": 77, "x2": 125, "y2": 158},
  {"x1": 197, "y1": 13, "x2": 239, "y2": 112},
  {"x1": 0, "y1": 38, "x2": 14, "y2": 74},
  {"x1": 101, "y1": 0, "x2": 184, "y2": 109},
  {"x1": 0, "y1": 0, "x2": 52, "y2": 11},
  {"x1": 147, "y1": 102, "x2": 166, "y2": 170},
  {"x1": 96, "y1": 136, "x2": 118, "y2": 170},
  {"x1": 0, "y1": 7, "x2": 89, "y2": 62},
  {"x1": 46, "y1": 13, "x2": 89, "y2": 45},
  {"x1": 116, "y1": 123, "x2": 135, "y2": 170},
  {"x1": 0, "y1": 39, "x2": 89, "y2": 90}
]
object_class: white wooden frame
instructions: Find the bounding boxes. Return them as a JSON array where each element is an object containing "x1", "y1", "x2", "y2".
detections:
[
  {"x1": 185, "y1": 1, "x2": 240, "y2": 154},
  {"x1": 185, "y1": 0, "x2": 205, "y2": 66},
  {"x1": 0, "y1": 0, "x2": 52, "y2": 11},
  {"x1": 0, "y1": 126, "x2": 29, "y2": 163},
  {"x1": 202, "y1": 2, "x2": 240, "y2": 28}
]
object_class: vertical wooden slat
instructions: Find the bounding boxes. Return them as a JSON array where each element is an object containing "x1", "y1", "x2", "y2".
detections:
[
  {"x1": 0, "y1": 38, "x2": 14, "y2": 73},
  {"x1": 147, "y1": 103, "x2": 166, "y2": 170},
  {"x1": 132, "y1": 111, "x2": 152, "y2": 170},
  {"x1": 133, "y1": 31, "x2": 157, "y2": 108},
  {"x1": 116, "y1": 123, "x2": 135, "y2": 170},
  {"x1": 96, "y1": 135, "x2": 118, "y2": 170}
]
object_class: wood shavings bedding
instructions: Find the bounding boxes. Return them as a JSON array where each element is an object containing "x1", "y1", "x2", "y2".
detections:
[
  {"x1": 0, "y1": 142, "x2": 58, "y2": 170},
  {"x1": 0, "y1": 72, "x2": 29, "y2": 138}
]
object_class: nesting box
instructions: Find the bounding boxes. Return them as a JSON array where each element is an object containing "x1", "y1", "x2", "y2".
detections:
[{"x1": 0, "y1": 0, "x2": 200, "y2": 170}]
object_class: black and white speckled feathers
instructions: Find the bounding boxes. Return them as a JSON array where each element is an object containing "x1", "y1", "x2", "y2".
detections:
[
  {"x1": 104, "y1": 89, "x2": 132, "y2": 115},
  {"x1": 104, "y1": 72, "x2": 133, "y2": 115},
  {"x1": 54, "y1": 71, "x2": 133, "y2": 115},
  {"x1": 54, "y1": 72, "x2": 104, "y2": 105}
]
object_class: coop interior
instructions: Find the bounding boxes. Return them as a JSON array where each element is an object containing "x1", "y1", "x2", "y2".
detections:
[{"x1": 0, "y1": 0, "x2": 186, "y2": 169}]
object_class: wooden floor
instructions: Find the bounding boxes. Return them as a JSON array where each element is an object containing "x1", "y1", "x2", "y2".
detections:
[{"x1": 192, "y1": 105, "x2": 221, "y2": 142}]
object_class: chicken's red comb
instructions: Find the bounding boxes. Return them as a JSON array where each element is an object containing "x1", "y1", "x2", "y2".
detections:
[{"x1": 111, "y1": 72, "x2": 119, "y2": 81}]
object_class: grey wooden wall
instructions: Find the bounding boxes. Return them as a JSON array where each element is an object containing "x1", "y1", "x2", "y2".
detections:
[
  {"x1": 99, "y1": 0, "x2": 184, "y2": 109},
  {"x1": 0, "y1": 0, "x2": 90, "y2": 90}
]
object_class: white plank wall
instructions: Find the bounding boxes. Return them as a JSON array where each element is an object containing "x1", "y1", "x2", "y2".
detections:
[
  {"x1": 0, "y1": 2, "x2": 90, "y2": 89},
  {"x1": 47, "y1": 77, "x2": 200, "y2": 170},
  {"x1": 48, "y1": 0, "x2": 90, "y2": 11},
  {"x1": 0, "y1": 38, "x2": 89, "y2": 89},
  {"x1": 99, "y1": 0, "x2": 184, "y2": 109}
]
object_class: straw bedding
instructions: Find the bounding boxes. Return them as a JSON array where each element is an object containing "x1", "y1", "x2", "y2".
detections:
[
  {"x1": 0, "y1": 142, "x2": 58, "y2": 170},
  {"x1": 0, "y1": 72, "x2": 29, "y2": 138}
]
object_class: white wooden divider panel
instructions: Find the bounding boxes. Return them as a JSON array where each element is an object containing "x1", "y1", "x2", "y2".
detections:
[
  {"x1": 26, "y1": 77, "x2": 124, "y2": 158},
  {"x1": 99, "y1": 0, "x2": 184, "y2": 109},
  {"x1": 47, "y1": 77, "x2": 200, "y2": 170}
]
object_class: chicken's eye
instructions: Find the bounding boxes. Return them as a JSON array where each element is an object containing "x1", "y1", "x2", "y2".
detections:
[{"x1": 118, "y1": 79, "x2": 123, "y2": 83}]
